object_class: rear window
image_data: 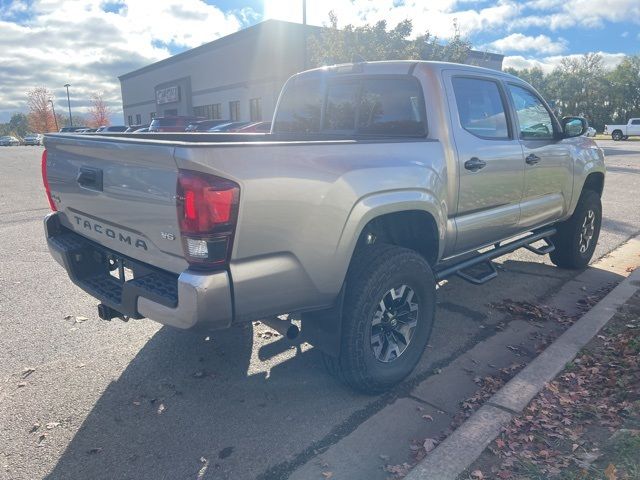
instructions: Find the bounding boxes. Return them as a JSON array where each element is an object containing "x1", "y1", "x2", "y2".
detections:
[{"x1": 274, "y1": 75, "x2": 426, "y2": 137}]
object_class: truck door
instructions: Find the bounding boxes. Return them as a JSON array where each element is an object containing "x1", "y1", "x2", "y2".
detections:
[
  {"x1": 505, "y1": 83, "x2": 573, "y2": 229},
  {"x1": 445, "y1": 73, "x2": 525, "y2": 252}
]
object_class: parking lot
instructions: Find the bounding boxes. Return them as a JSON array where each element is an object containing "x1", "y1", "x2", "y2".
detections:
[{"x1": 1, "y1": 140, "x2": 639, "y2": 480}]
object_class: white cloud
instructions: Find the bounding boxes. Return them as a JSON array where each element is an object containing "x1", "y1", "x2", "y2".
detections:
[
  {"x1": 504, "y1": 52, "x2": 627, "y2": 73},
  {"x1": 264, "y1": 0, "x2": 521, "y2": 39},
  {"x1": 0, "y1": 0, "x2": 243, "y2": 123},
  {"x1": 515, "y1": 0, "x2": 640, "y2": 30},
  {"x1": 483, "y1": 33, "x2": 568, "y2": 55}
]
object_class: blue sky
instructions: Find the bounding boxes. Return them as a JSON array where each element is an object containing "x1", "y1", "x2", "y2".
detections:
[{"x1": 0, "y1": 0, "x2": 638, "y2": 123}]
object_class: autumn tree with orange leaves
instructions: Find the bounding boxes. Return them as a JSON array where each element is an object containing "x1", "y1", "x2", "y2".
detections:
[
  {"x1": 26, "y1": 87, "x2": 57, "y2": 133},
  {"x1": 87, "y1": 93, "x2": 112, "y2": 128}
]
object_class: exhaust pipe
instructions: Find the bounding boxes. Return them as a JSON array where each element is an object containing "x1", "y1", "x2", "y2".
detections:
[{"x1": 261, "y1": 316, "x2": 300, "y2": 340}]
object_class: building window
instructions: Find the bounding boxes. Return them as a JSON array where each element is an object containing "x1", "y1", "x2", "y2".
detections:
[
  {"x1": 229, "y1": 101, "x2": 240, "y2": 121},
  {"x1": 250, "y1": 98, "x2": 262, "y2": 121},
  {"x1": 127, "y1": 115, "x2": 133, "y2": 125},
  {"x1": 135, "y1": 114, "x2": 141, "y2": 124},
  {"x1": 194, "y1": 103, "x2": 222, "y2": 120}
]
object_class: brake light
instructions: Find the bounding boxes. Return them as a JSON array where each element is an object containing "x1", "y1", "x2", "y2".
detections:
[
  {"x1": 176, "y1": 170, "x2": 240, "y2": 269},
  {"x1": 41, "y1": 149, "x2": 57, "y2": 211}
]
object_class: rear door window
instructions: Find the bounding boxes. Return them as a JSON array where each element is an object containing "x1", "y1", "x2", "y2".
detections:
[{"x1": 452, "y1": 77, "x2": 510, "y2": 140}]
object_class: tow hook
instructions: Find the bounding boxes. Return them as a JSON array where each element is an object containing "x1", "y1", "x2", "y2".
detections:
[{"x1": 97, "y1": 303, "x2": 129, "y2": 322}]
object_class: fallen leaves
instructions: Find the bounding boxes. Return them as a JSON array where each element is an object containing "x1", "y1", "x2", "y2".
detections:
[{"x1": 604, "y1": 463, "x2": 618, "y2": 480}]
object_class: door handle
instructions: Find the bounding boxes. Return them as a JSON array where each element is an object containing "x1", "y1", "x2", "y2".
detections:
[
  {"x1": 464, "y1": 157, "x2": 487, "y2": 172},
  {"x1": 77, "y1": 166, "x2": 103, "y2": 191},
  {"x1": 525, "y1": 154, "x2": 541, "y2": 165}
]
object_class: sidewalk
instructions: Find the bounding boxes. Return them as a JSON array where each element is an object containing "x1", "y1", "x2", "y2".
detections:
[
  {"x1": 460, "y1": 288, "x2": 640, "y2": 479},
  {"x1": 405, "y1": 267, "x2": 640, "y2": 480}
]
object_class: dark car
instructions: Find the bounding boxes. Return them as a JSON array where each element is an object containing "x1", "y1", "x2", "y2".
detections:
[
  {"x1": 208, "y1": 121, "x2": 252, "y2": 132},
  {"x1": 235, "y1": 121, "x2": 271, "y2": 133},
  {"x1": 125, "y1": 124, "x2": 149, "y2": 133},
  {"x1": 149, "y1": 116, "x2": 204, "y2": 132},
  {"x1": 185, "y1": 119, "x2": 231, "y2": 132},
  {"x1": 58, "y1": 126, "x2": 87, "y2": 133},
  {"x1": 96, "y1": 125, "x2": 128, "y2": 133}
]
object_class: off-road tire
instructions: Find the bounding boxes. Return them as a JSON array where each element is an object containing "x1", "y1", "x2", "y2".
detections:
[
  {"x1": 611, "y1": 130, "x2": 623, "y2": 141},
  {"x1": 550, "y1": 190, "x2": 602, "y2": 269},
  {"x1": 323, "y1": 243, "x2": 436, "y2": 394}
]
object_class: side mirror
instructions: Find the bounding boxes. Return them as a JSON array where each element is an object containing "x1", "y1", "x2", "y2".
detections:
[{"x1": 561, "y1": 116, "x2": 588, "y2": 138}]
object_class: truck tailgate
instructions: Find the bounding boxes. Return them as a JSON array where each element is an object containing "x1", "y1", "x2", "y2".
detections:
[{"x1": 45, "y1": 135, "x2": 188, "y2": 274}]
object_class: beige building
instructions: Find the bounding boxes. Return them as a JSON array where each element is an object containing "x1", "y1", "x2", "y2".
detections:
[{"x1": 118, "y1": 19, "x2": 503, "y2": 125}]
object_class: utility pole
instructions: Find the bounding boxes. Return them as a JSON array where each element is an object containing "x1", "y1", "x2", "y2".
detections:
[
  {"x1": 64, "y1": 83, "x2": 72, "y2": 127},
  {"x1": 49, "y1": 99, "x2": 59, "y2": 131},
  {"x1": 303, "y1": 0, "x2": 307, "y2": 70}
]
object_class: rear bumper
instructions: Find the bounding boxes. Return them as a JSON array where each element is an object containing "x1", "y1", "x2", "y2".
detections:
[{"x1": 44, "y1": 213, "x2": 233, "y2": 330}]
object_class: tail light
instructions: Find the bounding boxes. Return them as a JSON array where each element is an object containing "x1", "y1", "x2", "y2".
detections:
[
  {"x1": 176, "y1": 169, "x2": 240, "y2": 269},
  {"x1": 41, "y1": 149, "x2": 57, "y2": 211}
]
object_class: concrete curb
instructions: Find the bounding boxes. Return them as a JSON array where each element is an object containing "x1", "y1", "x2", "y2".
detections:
[{"x1": 405, "y1": 267, "x2": 640, "y2": 480}]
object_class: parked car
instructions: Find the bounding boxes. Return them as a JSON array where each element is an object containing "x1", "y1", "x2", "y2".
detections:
[
  {"x1": 95, "y1": 125, "x2": 128, "y2": 133},
  {"x1": 23, "y1": 133, "x2": 44, "y2": 145},
  {"x1": 58, "y1": 127, "x2": 87, "y2": 133},
  {"x1": 185, "y1": 120, "x2": 231, "y2": 132},
  {"x1": 603, "y1": 118, "x2": 640, "y2": 140},
  {"x1": 42, "y1": 61, "x2": 605, "y2": 393},
  {"x1": 149, "y1": 116, "x2": 204, "y2": 132},
  {"x1": 235, "y1": 121, "x2": 272, "y2": 133},
  {"x1": 0, "y1": 136, "x2": 20, "y2": 146},
  {"x1": 584, "y1": 127, "x2": 596, "y2": 137},
  {"x1": 208, "y1": 121, "x2": 252, "y2": 132},
  {"x1": 125, "y1": 124, "x2": 148, "y2": 133}
]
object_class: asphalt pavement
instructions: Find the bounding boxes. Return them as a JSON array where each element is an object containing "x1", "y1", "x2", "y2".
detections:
[{"x1": 0, "y1": 140, "x2": 638, "y2": 480}]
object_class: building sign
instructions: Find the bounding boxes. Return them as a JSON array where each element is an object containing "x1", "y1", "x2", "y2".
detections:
[{"x1": 156, "y1": 86, "x2": 179, "y2": 105}]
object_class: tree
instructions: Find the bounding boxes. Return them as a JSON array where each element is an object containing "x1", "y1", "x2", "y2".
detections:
[
  {"x1": 308, "y1": 13, "x2": 471, "y2": 67},
  {"x1": 87, "y1": 93, "x2": 112, "y2": 128},
  {"x1": 26, "y1": 87, "x2": 57, "y2": 133},
  {"x1": 4, "y1": 113, "x2": 29, "y2": 137}
]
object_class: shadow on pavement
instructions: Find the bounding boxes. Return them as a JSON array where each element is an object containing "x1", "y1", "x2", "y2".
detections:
[{"x1": 44, "y1": 322, "x2": 361, "y2": 480}]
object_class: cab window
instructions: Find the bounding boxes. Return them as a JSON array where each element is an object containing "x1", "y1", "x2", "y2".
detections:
[{"x1": 508, "y1": 84, "x2": 555, "y2": 140}]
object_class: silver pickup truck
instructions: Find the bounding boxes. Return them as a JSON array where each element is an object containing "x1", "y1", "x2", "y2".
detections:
[{"x1": 43, "y1": 61, "x2": 605, "y2": 393}]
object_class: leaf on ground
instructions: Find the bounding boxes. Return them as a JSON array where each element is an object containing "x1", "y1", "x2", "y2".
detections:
[
  {"x1": 422, "y1": 414, "x2": 433, "y2": 421},
  {"x1": 87, "y1": 447, "x2": 102, "y2": 455},
  {"x1": 470, "y1": 470, "x2": 484, "y2": 479},
  {"x1": 45, "y1": 422, "x2": 59, "y2": 430},
  {"x1": 321, "y1": 472, "x2": 333, "y2": 479},
  {"x1": 21, "y1": 367, "x2": 36, "y2": 379},
  {"x1": 30, "y1": 423, "x2": 40, "y2": 433},
  {"x1": 423, "y1": 438, "x2": 438, "y2": 453},
  {"x1": 157, "y1": 403, "x2": 166, "y2": 415},
  {"x1": 604, "y1": 463, "x2": 618, "y2": 480},
  {"x1": 74, "y1": 316, "x2": 88, "y2": 323}
]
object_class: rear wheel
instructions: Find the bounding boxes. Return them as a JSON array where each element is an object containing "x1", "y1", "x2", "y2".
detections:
[
  {"x1": 550, "y1": 190, "x2": 602, "y2": 269},
  {"x1": 612, "y1": 130, "x2": 623, "y2": 141},
  {"x1": 323, "y1": 243, "x2": 436, "y2": 394}
]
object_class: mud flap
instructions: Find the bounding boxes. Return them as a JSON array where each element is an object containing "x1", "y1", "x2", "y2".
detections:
[{"x1": 300, "y1": 285, "x2": 345, "y2": 358}]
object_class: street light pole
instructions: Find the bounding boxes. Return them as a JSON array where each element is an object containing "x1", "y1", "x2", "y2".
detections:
[
  {"x1": 64, "y1": 83, "x2": 72, "y2": 127},
  {"x1": 302, "y1": 0, "x2": 307, "y2": 70},
  {"x1": 49, "y1": 99, "x2": 59, "y2": 131}
]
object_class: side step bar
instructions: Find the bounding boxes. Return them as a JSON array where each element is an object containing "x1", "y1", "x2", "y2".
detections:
[{"x1": 435, "y1": 228, "x2": 556, "y2": 285}]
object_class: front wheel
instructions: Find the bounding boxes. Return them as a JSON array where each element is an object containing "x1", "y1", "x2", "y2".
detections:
[
  {"x1": 323, "y1": 244, "x2": 436, "y2": 394},
  {"x1": 550, "y1": 190, "x2": 602, "y2": 269}
]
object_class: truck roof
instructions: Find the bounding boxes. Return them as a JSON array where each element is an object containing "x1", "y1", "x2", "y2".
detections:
[{"x1": 293, "y1": 60, "x2": 517, "y2": 81}]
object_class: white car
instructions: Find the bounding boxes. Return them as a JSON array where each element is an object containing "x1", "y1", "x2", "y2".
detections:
[
  {"x1": 584, "y1": 127, "x2": 596, "y2": 137},
  {"x1": 23, "y1": 133, "x2": 44, "y2": 145},
  {"x1": 0, "y1": 136, "x2": 20, "y2": 146}
]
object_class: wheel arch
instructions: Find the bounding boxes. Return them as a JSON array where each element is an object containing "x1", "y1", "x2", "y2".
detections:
[{"x1": 582, "y1": 171, "x2": 605, "y2": 197}]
